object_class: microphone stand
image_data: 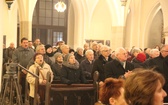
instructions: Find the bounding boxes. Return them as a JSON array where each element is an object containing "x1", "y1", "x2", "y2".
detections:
[
  {"x1": 17, "y1": 64, "x2": 39, "y2": 105},
  {"x1": 17, "y1": 64, "x2": 39, "y2": 78}
]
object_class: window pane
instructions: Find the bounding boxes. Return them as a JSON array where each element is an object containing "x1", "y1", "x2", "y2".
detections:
[
  {"x1": 40, "y1": 1, "x2": 45, "y2": 9},
  {"x1": 59, "y1": 19, "x2": 64, "y2": 26},
  {"x1": 59, "y1": 12, "x2": 65, "y2": 18},
  {"x1": 46, "y1": 2, "x2": 52, "y2": 9},
  {"x1": 53, "y1": 11, "x2": 58, "y2": 18},
  {"x1": 53, "y1": 19, "x2": 59, "y2": 25},
  {"x1": 39, "y1": 9, "x2": 45, "y2": 17},
  {"x1": 53, "y1": 0, "x2": 59, "y2": 3},
  {"x1": 46, "y1": 18, "x2": 51, "y2": 25},
  {"x1": 39, "y1": 17, "x2": 45, "y2": 24},
  {"x1": 46, "y1": 10, "x2": 52, "y2": 17},
  {"x1": 53, "y1": 32, "x2": 63, "y2": 44}
]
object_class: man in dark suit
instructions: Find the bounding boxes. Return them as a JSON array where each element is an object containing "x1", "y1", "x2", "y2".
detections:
[
  {"x1": 105, "y1": 47, "x2": 134, "y2": 79},
  {"x1": 92, "y1": 45, "x2": 113, "y2": 81},
  {"x1": 143, "y1": 44, "x2": 168, "y2": 102}
]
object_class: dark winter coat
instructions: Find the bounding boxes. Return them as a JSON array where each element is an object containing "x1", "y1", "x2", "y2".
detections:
[
  {"x1": 92, "y1": 55, "x2": 113, "y2": 81},
  {"x1": 61, "y1": 60, "x2": 87, "y2": 84},
  {"x1": 80, "y1": 59, "x2": 94, "y2": 80},
  {"x1": 75, "y1": 53, "x2": 85, "y2": 64},
  {"x1": 105, "y1": 59, "x2": 134, "y2": 79},
  {"x1": 51, "y1": 62, "x2": 62, "y2": 80},
  {"x1": 142, "y1": 54, "x2": 168, "y2": 102}
]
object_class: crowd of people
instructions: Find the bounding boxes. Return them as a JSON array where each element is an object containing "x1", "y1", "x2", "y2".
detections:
[{"x1": 2, "y1": 37, "x2": 168, "y2": 105}]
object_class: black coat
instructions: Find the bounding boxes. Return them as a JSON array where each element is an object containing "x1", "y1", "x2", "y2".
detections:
[
  {"x1": 131, "y1": 58, "x2": 143, "y2": 68},
  {"x1": 79, "y1": 59, "x2": 94, "y2": 80},
  {"x1": 51, "y1": 63, "x2": 62, "y2": 80},
  {"x1": 143, "y1": 54, "x2": 165, "y2": 75},
  {"x1": 142, "y1": 54, "x2": 168, "y2": 102},
  {"x1": 75, "y1": 53, "x2": 85, "y2": 64},
  {"x1": 92, "y1": 55, "x2": 113, "y2": 81},
  {"x1": 61, "y1": 65, "x2": 87, "y2": 84},
  {"x1": 105, "y1": 59, "x2": 134, "y2": 79}
]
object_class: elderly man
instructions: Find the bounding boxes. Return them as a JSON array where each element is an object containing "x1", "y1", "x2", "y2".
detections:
[
  {"x1": 56, "y1": 41, "x2": 65, "y2": 53},
  {"x1": 92, "y1": 45, "x2": 113, "y2": 81},
  {"x1": 75, "y1": 47, "x2": 85, "y2": 63},
  {"x1": 27, "y1": 44, "x2": 53, "y2": 68},
  {"x1": 150, "y1": 48, "x2": 160, "y2": 58},
  {"x1": 105, "y1": 47, "x2": 134, "y2": 79},
  {"x1": 80, "y1": 49, "x2": 94, "y2": 80},
  {"x1": 60, "y1": 44, "x2": 70, "y2": 58},
  {"x1": 6, "y1": 42, "x2": 16, "y2": 63}
]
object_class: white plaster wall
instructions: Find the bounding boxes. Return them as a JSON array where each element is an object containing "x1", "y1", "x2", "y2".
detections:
[
  {"x1": 160, "y1": 0, "x2": 168, "y2": 31},
  {"x1": 148, "y1": 10, "x2": 163, "y2": 47},
  {"x1": 124, "y1": 0, "x2": 162, "y2": 49},
  {"x1": 0, "y1": 0, "x2": 4, "y2": 90},
  {"x1": 2, "y1": 1, "x2": 17, "y2": 47},
  {"x1": 90, "y1": 0, "x2": 112, "y2": 40},
  {"x1": 68, "y1": 0, "x2": 124, "y2": 50}
]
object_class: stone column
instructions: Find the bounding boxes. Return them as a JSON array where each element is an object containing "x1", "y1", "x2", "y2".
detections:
[{"x1": 20, "y1": 21, "x2": 32, "y2": 40}]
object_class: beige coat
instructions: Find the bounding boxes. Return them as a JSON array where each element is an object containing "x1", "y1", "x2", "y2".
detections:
[{"x1": 26, "y1": 62, "x2": 53, "y2": 97}]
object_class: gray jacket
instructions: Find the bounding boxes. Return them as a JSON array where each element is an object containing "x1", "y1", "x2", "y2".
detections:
[{"x1": 12, "y1": 46, "x2": 35, "y2": 68}]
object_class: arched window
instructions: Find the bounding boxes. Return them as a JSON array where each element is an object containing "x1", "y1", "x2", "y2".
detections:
[{"x1": 32, "y1": 0, "x2": 68, "y2": 45}]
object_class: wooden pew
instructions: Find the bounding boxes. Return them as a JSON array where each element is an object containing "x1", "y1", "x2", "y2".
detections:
[
  {"x1": 50, "y1": 84, "x2": 96, "y2": 105},
  {"x1": 49, "y1": 71, "x2": 99, "y2": 105},
  {"x1": 52, "y1": 80, "x2": 93, "y2": 84}
]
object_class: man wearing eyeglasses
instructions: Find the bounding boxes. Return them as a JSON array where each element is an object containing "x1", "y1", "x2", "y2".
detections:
[{"x1": 91, "y1": 45, "x2": 113, "y2": 81}]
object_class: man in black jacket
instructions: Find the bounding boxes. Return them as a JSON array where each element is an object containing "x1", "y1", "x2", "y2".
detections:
[
  {"x1": 92, "y1": 45, "x2": 113, "y2": 81},
  {"x1": 105, "y1": 47, "x2": 134, "y2": 79},
  {"x1": 142, "y1": 44, "x2": 168, "y2": 102}
]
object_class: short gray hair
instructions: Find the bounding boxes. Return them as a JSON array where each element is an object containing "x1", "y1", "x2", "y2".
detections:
[
  {"x1": 76, "y1": 47, "x2": 83, "y2": 53},
  {"x1": 115, "y1": 47, "x2": 125, "y2": 56},
  {"x1": 131, "y1": 48, "x2": 141, "y2": 55},
  {"x1": 100, "y1": 45, "x2": 109, "y2": 52},
  {"x1": 85, "y1": 49, "x2": 94, "y2": 56},
  {"x1": 60, "y1": 44, "x2": 69, "y2": 51},
  {"x1": 36, "y1": 44, "x2": 45, "y2": 53},
  {"x1": 150, "y1": 49, "x2": 159, "y2": 55}
]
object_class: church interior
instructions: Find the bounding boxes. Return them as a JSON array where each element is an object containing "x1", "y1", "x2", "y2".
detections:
[{"x1": 1, "y1": 0, "x2": 168, "y2": 104}]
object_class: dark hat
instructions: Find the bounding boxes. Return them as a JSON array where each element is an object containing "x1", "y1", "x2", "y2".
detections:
[
  {"x1": 136, "y1": 53, "x2": 146, "y2": 62},
  {"x1": 45, "y1": 44, "x2": 52, "y2": 50}
]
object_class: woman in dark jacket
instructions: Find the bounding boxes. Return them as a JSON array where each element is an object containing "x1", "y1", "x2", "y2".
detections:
[
  {"x1": 61, "y1": 53, "x2": 88, "y2": 85},
  {"x1": 51, "y1": 52, "x2": 63, "y2": 80}
]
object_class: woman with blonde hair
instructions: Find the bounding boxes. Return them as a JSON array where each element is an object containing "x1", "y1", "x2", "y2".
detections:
[{"x1": 125, "y1": 68, "x2": 167, "y2": 105}]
